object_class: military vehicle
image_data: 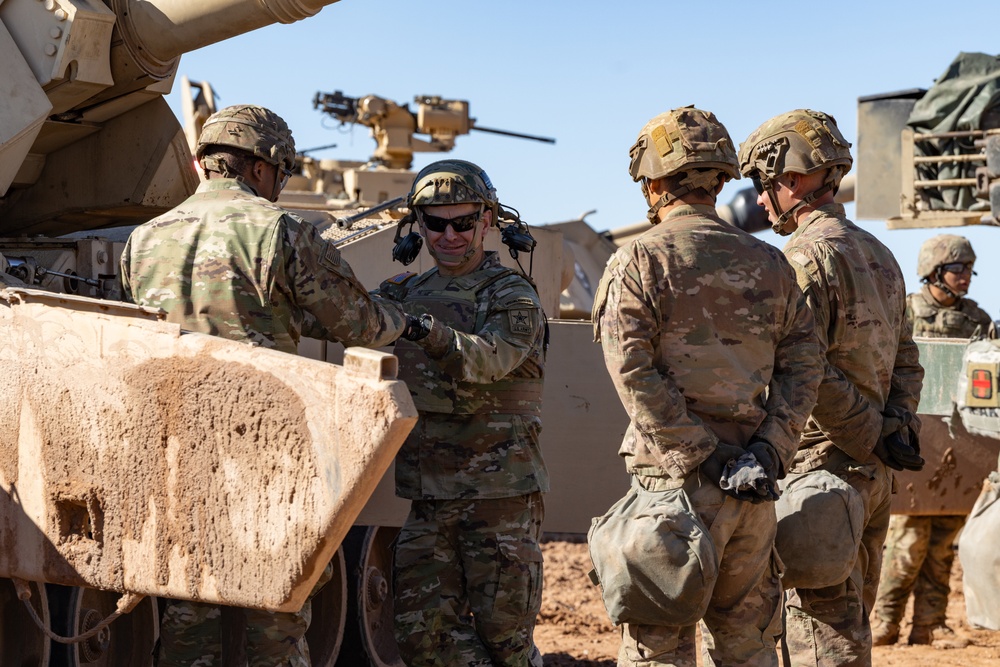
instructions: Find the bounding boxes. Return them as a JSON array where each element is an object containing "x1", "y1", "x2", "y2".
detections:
[
  {"x1": 0, "y1": 1, "x2": 422, "y2": 666},
  {"x1": 4, "y1": 20, "x2": 1000, "y2": 664}
]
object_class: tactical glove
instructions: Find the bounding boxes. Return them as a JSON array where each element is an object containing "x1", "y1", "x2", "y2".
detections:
[
  {"x1": 700, "y1": 443, "x2": 749, "y2": 499},
  {"x1": 401, "y1": 313, "x2": 433, "y2": 342},
  {"x1": 872, "y1": 428, "x2": 924, "y2": 472},
  {"x1": 746, "y1": 438, "x2": 781, "y2": 502}
]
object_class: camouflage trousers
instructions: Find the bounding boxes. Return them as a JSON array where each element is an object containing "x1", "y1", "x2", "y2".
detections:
[
  {"x1": 618, "y1": 471, "x2": 783, "y2": 667},
  {"x1": 871, "y1": 514, "x2": 965, "y2": 628},
  {"x1": 393, "y1": 493, "x2": 545, "y2": 667},
  {"x1": 783, "y1": 449, "x2": 893, "y2": 667},
  {"x1": 157, "y1": 561, "x2": 332, "y2": 667}
]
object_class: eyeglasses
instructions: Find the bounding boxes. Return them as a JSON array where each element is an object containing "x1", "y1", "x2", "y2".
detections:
[
  {"x1": 941, "y1": 262, "x2": 976, "y2": 276},
  {"x1": 751, "y1": 173, "x2": 765, "y2": 195},
  {"x1": 418, "y1": 209, "x2": 482, "y2": 233}
]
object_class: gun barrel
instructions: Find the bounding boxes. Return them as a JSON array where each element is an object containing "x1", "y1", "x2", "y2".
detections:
[
  {"x1": 124, "y1": 0, "x2": 344, "y2": 64},
  {"x1": 471, "y1": 125, "x2": 556, "y2": 144},
  {"x1": 336, "y1": 197, "x2": 406, "y2": 229}
]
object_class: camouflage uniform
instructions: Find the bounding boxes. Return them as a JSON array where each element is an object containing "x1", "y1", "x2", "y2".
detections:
[
  {"x1": 594, "y1": 203, "x2": 823, "y2": 667},
  {"x1": 122, "y1": 176, "x2": 405, "y2": 667},
  {"x1": 779, "y1": 204, "x2": 923, "y2": 667},
  {"x1": 871, "y1": 283, "x2": 992, "y2": 641},
  {"x1": 380, "y1": 250, "x2": 548, "y2": 667}
]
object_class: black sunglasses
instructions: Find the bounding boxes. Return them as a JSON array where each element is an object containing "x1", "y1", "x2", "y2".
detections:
[
  {"x1": 419, "y1": 209, "x2": 482, "y2": 233},
  {"x1": 940, "y1": 262, "x2": 976, "y2": 276},
  {"x1": 751, "y1": 173, "x2": 765, "y2": 195}
]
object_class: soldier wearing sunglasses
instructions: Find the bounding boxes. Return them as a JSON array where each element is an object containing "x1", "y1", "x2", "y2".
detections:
[
  {"x1": 871, "y1": 234, "x2": 993, "y2": 649},
  {"x1": 377, "y1": 159, "x2": 547, "y2": 667}
]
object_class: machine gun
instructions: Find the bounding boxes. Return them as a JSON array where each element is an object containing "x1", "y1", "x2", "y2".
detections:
[{"x1": 313, "y1": 91, "x2": 555, "y2": 169}]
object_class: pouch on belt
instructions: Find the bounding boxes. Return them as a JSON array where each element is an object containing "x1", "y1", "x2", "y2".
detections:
[
  {"x1": 587, "y1": 477, "x2": 718, "y2": 626},
  {"x1": 774, "y1": 469, "x2": 863, "y2": 589}
]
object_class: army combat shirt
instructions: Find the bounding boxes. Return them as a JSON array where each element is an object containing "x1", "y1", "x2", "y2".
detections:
[
  {"x1": 593, "y1": 204, "x2": 823, "y2": 479},
  {"x1": 907, "y1": 285, "x2": 994, "y2": 339},
  {"x1": 121, "y1": 178, "x2": 405, "y2": 354},
  {"x1": 380, "y1": 252, "x2": 548, "y2": 500},
  {"x1": 783, "y1": 203, "x2": 924, "y2": 468}
]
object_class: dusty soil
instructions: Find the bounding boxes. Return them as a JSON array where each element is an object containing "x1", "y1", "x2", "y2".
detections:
[{"x1": 534, "y1": 535, "x2": 1000, "y2": 666}]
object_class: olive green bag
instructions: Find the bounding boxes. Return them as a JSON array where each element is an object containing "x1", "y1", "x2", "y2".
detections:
[{"x1": 587, "y1": 478, "x2": 719, "y2": 626}]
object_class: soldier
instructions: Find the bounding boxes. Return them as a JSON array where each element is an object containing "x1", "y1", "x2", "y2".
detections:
[
  {"x1": 120, "y1": 104, "x2": 407, "y2": 667},
  {"x1": 871, "y1": 234, "x2": 993, "y2": 649},
  {"x1": 376, "y1": 159, "x2": 548, "y2": 667},
  {"x1": 739, "y1": 109, "x2": 925, "y2": 667},
  {"x1": 593, "y1": 107, "x2": 823, "y2": 666}
]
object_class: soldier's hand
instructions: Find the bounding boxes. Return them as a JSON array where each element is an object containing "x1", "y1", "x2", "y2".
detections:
[
  {"x1": 746, "y1": 438, "x2": 781, "y2": 502},
  {"x1": 699, "y1": 443, "x2": 747, "y2": 497},
  {"x1": 872, "y1": 428, "x2": 924, "y2": 472},
  {"x1": 401, "y1": 313, "x2": 433, "y2": 341}
]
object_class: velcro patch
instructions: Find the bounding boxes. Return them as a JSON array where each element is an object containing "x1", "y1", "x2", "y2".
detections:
[
  {"x1": 508, "y1": 309, "x2": 533, "y2": 335},
  {"x1": 319, "y1": 242, "x2": 341, "y2": 271},
  {"x1": 386, "y1": 271, "x2": 416, "y2": 285}
]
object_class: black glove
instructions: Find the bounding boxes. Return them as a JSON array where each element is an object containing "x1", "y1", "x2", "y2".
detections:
[
  {"x1": 872, "y1": 427, "x2": 924, "y2": 472},
  {"x1": 699, "y1": 443, "x2": 747, "y2": 498},
  {"x1": 746, "y1": 438, "x2": 781, "y2": 502},
  {"x1": 401, "y1": 313, "x2": 432, "y2": 341}
]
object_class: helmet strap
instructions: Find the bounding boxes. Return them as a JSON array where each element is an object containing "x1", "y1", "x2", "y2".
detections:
[
  {"x1": 769, "y1": 180, "x2": 834, "y2": 235},
  {"x1": 644, "y1": 171, "x2": 722, "y2": 224},
  {"x1": 931, "y1": 268, "x2": 965, "y2": 300},
  {"x1": 201, "y1": 155, "x2": 267, "y2": 199}
]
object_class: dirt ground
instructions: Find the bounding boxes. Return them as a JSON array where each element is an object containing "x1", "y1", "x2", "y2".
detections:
[{"x1": 534, "y1": 535, "x2": 1000, "y2": 667}]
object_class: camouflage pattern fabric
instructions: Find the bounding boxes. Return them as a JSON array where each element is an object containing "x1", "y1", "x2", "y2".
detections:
[
  {"x1": 376, "y1": 251, "x2": 547, "y2": 666},
  {"x1": 121, "y1": 177, "x2": 389, "y2": 665},
  {"x1": 782, "y1": 448, "x2": 893, "y2": 667},
  {"x1": 378, "y1": 252, "x2": 548, "y2": 500},
  {"x1": 874, "y1": 515, "x2": 966, "y2": 628},
  {"x1": 907, "y1": 286, "x2": 994, "y2": 338},
  {"x1": 780, "y1": 203, "x2": 924, "y2": 666},
  {"x1": 593, "y1": 203, "x2": 823, "y2": 666},
  {"x1": 121, "y1": 178, "x2": 406, "y2": 354},
  {"x1": 871, "y1": 287, "x2": 993, "y2": 633},
  {"x1": 158, "y1": 563, "x2": 331, "y2": 667},
  {"x1": 619, "y1": 472, "x2": 783, "y2": 667},
  {"x1": 393, "y1": 494, "x2": 544, "y2": 667},
  {"x1": 592, "y1": 204, "x2": 823, "y2": 478}
]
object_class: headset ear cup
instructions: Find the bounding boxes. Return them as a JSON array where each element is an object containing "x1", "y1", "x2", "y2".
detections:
[
  {"x1": 393, "y1": 233, "x2": 423, "y2": 265},
  {"x1": 391, "y1": 215, "x2": 423, "y2": 265}
]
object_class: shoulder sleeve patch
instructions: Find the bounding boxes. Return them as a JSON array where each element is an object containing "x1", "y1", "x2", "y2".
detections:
[
  {"x1": 508, "y1": 308, "x2": 535, "y2": 335},
  {"x1": 319, "y1": 241, "x2": 342, "y2": 271}
]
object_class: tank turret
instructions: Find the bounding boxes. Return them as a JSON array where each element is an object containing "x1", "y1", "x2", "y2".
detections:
[{"x1": 0, "y1": 0, "x2": 345, "y2": 236}]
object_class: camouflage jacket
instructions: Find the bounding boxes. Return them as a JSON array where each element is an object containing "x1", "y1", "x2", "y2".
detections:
[
  {"x1": 376, "y1": 252, "x2": 548, "y2": 500},
  {"x1": 782, "y1": 203, "x2": 924, "y2": 469},
  {"x1": 592, "y1": 204, "x2": 823, "y2": 479},
  {"x1": 121, "y1": 178, "x2": 405, "y2": 354},
  {"x1": 907, "y1": 286, "x2": 994, "y2": 339}
]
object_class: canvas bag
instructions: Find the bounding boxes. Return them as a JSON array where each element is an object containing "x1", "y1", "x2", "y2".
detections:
[
  {"x1": 774, "y1": 469, "x2": 864, "y2": 589},
  {"x1": 587, "y1": 477, "x2": 718, "y2": 626},
  {"x1": 958, "y1": 465, "x2": 1000, "y2": 630}
]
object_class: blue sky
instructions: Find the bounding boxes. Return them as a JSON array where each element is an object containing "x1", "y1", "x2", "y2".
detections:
[{"x1": 166, "y1": 0, "x2": 1000, "y2": 316}]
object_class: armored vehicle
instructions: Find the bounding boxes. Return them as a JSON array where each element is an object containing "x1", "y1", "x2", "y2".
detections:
[{"x1": 1, "y1": 1, "x2": 422, "y2": 666}]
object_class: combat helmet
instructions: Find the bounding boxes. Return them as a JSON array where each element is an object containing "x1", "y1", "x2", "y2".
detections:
[
  {"x1": 738, "y1": 109, "x2": 853, "y2": 234},
  {"x1": 401, "y1": 159, "x2": 498, "y2": 268},
  {"x1": 196, "y1": 105, "x2": 296, "y2": 188},
  {"x1": 629, "y1": 106, "x2": 740, "y2": 224},
  {"x1": 408, "y1": 159, "x2": 499, "y2": 222},
  {"x1": 918, "y1": 234, "x2": 977, "y2": 298}
]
